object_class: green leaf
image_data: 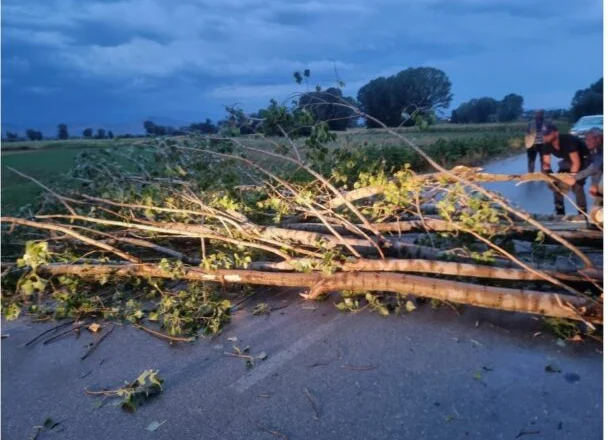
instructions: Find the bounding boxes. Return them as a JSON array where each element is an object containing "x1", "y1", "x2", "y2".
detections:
[
  {"x1": 149, "y1": 372, "x2": 164, "y2": 389},
  {"x1": 3, "y1": 303, "x2": 21, "y2": 321},
  {"x1": 405, "y1": 301, "x2": 417, "y2": 313},
  {"x1": 535, "y1": 231, "x2": 546, "y2": 243},
  {"x1": 377, "y1": 306, "x2": 390, "y2": 317},
  {"x1": 335, "y1": 302, "x2": 346, "y2": 311},
  {"x1": 136, "y1": 369, "x2": 152, "y2": 385},
  {"x1": 121, "y1": 396, "x2": 137, "y2": 413}
]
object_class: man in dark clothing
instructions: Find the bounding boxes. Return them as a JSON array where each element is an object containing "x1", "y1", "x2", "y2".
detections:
[
  {"x1": 525, "y1": 109, "x2": 545, "y2": 173},
  {"x1": 563, "y1": 128, "x2": 603, "y2": 194},
  {"x1": 563, "y1": 128, "x2": 603, "y2": 223},
  {"x1": 541, "y1": 123, "x2": 590, "y2": 215}
]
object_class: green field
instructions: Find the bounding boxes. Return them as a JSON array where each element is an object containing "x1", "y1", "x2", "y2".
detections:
[
  {"x1": 1, "y1": 137, "x2": 138, "y2": 153},
  {"x1": 1, "y1": 122, "x2": 558, "y2": 215},
  {"x1": 1, "y1": 149, "x2": 85, "y2": 214},
  {"x1": 1, "y1": 137, "x2": 152, "y2": 214}
]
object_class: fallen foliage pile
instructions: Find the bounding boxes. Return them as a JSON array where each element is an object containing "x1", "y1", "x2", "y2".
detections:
[{"x1": 1, "y1": 107, "x2": 603, "y2": 338}]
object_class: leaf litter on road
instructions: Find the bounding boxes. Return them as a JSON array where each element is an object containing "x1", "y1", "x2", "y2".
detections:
[{"x1": 85, "y1": 369, "x2": 164, "y2": 413}]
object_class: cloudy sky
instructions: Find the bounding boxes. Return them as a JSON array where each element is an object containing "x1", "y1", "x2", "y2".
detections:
[{"x1": 1, "y1": 0, "x2": 603, "y2": 134}]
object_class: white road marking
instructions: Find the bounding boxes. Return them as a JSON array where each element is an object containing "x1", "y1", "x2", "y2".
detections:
[{"x1": 230, "y1": 314, "x2": 344, "y2": 393}]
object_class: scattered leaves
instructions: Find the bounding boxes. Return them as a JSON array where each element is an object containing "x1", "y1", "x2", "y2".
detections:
[
  {"x1": 335, "y1": 297, "x2": 359, "y2": 312},
  {"x1": 365, "y1": 293, "x2": 389, "y2": 316},
  {"x1": 85, "y1": 369, "x2": 164, "y2": 413},
  {"x1": 542, "y1": 317, "x2": 581, "y2": 340}
]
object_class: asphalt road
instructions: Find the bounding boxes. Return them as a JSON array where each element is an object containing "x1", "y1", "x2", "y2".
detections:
[{"x1": 1, "y1": 287, "x2": 602, "y2": 440}]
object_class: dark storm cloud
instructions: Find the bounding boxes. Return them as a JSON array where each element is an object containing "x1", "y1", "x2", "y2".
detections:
[{"x1": 1, "y1": 0, "x2": 603, "y2": 133}]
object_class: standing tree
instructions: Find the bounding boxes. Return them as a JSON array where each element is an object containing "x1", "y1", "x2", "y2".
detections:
[
  {"x1": 57, "y1": 124, "x2": 69, "y2": 140},
  {"x1": 26, "y1": 129, "x2": 43, "y2": 141},
  {"x1": 108, "y1": 130, "x2": 114, "y2": 139},
  {"x1": 570, "y1": 78, "x2": 603, "y2": 120},
  {"x1": 143, "y1": 120, "x2": 169, "y2": 136},
  {"x1": 189, "y1": 119, "x2": 218, "y2": 134},
  {"x1": 357, "y1": 77, "x2": 395, "y2": 127},
  {"x1": 451, "y1": 97, "x2": 499, "y2": 123},
  {"x1": 497, "y1": 93, "x2": 524, "y2": 122},
  {"x1": 5, "y1": 131, "x2": 18, "y2": 142},
  {"x1": 358, "y1": 67, "x2": 453, "y2": 128},
  {"x1": 299, "y1": 87, "x2": 358, "y2": 131},
  {"x1": 82, "y1": 128, "x2": 93, "y2": 139},
  {"x1": 143, "y1": 120, "x2": 157, "y2": 136},
  {"x1": 95, "y1": 129, "x2": 106, "y2": 139}
]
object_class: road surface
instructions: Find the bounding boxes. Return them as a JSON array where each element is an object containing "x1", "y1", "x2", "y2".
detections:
[{"x1": 2, "y1": 289, "x2": 602, "y2": 440}]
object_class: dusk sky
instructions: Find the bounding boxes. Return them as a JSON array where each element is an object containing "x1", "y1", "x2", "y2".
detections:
[{"x1": 1, "y1": 0, "x2": 603, "y2": 134}]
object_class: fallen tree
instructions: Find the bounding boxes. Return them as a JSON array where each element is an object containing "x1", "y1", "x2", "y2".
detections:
[
  {"x1": 0, "y1": 102, "x2": 603, "y2": 336},
  {"x1": 31, "y1": 263, "x2": 602, "y2": 323}
]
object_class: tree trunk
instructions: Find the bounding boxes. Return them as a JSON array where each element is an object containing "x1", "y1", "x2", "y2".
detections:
[
  {"x1": 37, "y1": 263, "x2": 602, "y2": 323},
  {"x1": 248, "y1": 258, "x2": 600, "y2": 283}
]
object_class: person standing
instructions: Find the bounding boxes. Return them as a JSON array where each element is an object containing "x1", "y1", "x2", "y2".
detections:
[
  {"x1": 563, "y1": 128, "x2": 603, "y2": 222},
  {"x1": 541, "y1": 123, "x2": 590, "y2": 215},
  {"x1": 525, "y1": 109, "x2": 545, "y2": 173}
]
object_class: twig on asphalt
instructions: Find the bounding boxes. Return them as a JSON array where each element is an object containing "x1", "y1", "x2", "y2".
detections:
[
  {"x1": 30, "y1": 426, "x2": 43, "y2": 440},
  {"x1": 224, "y1": 352, "x2": 254, "y2": 360},
  {"x1": 81, "y1": 325, "x2": 115, "y2": 360},
  {"x1": 515, "y1": 430, "x2": 541, "y2": 438},
  {"x1": 307, "y1": 360, "x2": 332, "y2": 368},
  {"x1": 254, "y1": 421, "x2": 289, "y2": 439},
  {"x1": 25, "y1": 321, "x2": 74, "y2": 346},
  {"x1": 308, "y1": 348, "x2": 342, "y2": 368},
  {"x1": 133, "y1": 324, "x2": 195, "y2": 343},
  {"x1": 341, "y1": 364, "x2": 377, "y2": 371},
  {"x1": 43, "y1": 321, "x2": 92, "y2": 345},
  {"x1": 303, "y1": 387, "x2": 320, "y2": 420}
]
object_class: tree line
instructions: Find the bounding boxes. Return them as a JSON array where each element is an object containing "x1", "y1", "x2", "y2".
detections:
[
  {"x1": 4, "y1": 124, "x2": 115, "y2": 142},
  {"x1": 3, "y1": 71, "x2": 602, "y2": 142}
]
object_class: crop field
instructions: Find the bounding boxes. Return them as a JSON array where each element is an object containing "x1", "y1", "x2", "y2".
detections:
[{"x1": 1, "y1": 137, "x2": 136, "y2": 153}]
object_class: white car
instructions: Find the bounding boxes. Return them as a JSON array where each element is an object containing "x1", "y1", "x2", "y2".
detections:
[{"x1": 569, "y1": 114, "x2": 603, "y2": 139}]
